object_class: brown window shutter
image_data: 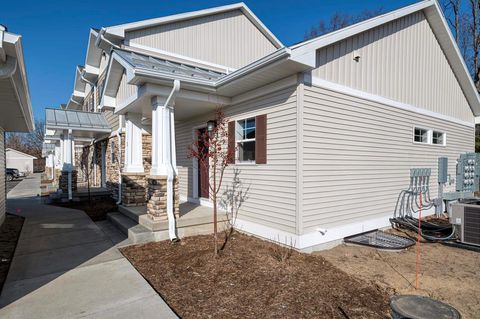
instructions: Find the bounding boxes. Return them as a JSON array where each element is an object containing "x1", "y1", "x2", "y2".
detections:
[
  {"x1": 255, "y1": 114, "x2": 267, "y2": 164},
  {"x1": 228, "y1": 121, "x2": 235, "y2": 164}
]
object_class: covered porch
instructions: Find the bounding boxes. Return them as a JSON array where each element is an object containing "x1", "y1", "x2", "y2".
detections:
[{"x1": 44, "y1": 108, "x2": 112, "y2": 200}]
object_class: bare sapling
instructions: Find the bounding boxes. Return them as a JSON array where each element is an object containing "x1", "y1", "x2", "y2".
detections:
[{"x1": 188, "y1": 108, "x2": 235, "y2": 256}]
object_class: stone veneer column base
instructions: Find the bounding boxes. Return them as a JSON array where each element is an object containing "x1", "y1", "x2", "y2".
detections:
[
  {"x1": 121, "y1": 173, "x2": 147, "y2": 207},
  {"x1": 59, "y1": 170, "x2": 78, "y2": 193},
  {"x1": 146, "y1": 175, "x2": 180, "y2": 221}
]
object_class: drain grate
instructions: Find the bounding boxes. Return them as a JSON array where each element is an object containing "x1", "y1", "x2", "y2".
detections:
[{"x1": 344, "y1": 230, "x2": 415, "y2": 250}]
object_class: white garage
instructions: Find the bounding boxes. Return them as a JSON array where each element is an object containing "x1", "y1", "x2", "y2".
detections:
[{"x1": 6, "y1": 148, "x2": 37, "y2": 175}]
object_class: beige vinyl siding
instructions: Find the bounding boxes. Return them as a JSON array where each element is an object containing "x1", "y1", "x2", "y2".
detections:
[
  {"x1": 0, "y1": 127, "x2": 5, "y2": 225},
  {"x1": 313, "y1": 11, "x2": 473, "y2": 122},
  {"x1": 125, "y1": 10, "x2": 277, "y2": 69},
  {"x1": 301, "y1": 85, "x2": 474, "y2": 232},
  {"x1": 117, "y1": 72, "x2": 136, "y2": 106},
  {"x1": 103, "y1": 110, "x2": 119, "y2": 131},
  {"x1": 176, "y1": 85, "x2": 298, "y2": 233}
]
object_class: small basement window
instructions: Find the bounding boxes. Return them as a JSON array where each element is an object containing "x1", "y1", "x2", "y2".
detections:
[
  {"x1": 236, "y1": 117, "x2": 256, "y2": 162},
  {"x1": 414, "y1": 128, "x2": 429, "y2": 144},
  {"x1": 432, "y1": 131, "x2": 445, "y2": 145}
]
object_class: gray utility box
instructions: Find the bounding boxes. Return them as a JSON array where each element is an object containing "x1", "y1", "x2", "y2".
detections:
[{"x1": 451, "y1": 200, "x2": 480, "y2": 247}]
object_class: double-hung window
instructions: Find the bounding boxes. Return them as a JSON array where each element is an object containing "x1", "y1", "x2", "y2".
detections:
[{"x1": 236, "y1": 117, "x2": 256, "y2": 162}]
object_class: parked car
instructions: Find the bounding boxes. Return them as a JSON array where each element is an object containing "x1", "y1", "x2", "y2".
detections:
[{"x1": 6, "y1": 168, "x2": 20, "y2": 181}]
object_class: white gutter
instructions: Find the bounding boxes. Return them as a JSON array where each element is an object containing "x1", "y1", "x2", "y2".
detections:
[
  {"x1": 95, "y1": 28, "x2": 120, "y2": 50},
  {"x1": 0, "y1": 25, "x2": 6, "y2": 63}
]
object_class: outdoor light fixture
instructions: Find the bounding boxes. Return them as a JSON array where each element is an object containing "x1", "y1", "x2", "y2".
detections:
[{"x1": 207, "y1": 120, "x2": 216, "y2": 132}]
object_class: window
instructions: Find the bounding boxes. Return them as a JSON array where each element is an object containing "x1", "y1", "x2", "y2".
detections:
[
  {"x1": 414, "y1": 128, "x2": 429, "y2": 144},
  {"x1": 432, "y1": 131, "x2": 445, "y2": 145},
  {"x1": 236, "y1": 117, "x2": 256, "y2": 162},
  {"x1": 413, "y1": 127, "x2": 446, "y2": 146}
]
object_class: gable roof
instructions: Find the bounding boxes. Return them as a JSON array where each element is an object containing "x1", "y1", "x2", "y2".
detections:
[
  {"x1": 291, "y1": 0, "x2": 480, "y2": 116},
  {"x1": 103, "y1": 2, "x2": 283, "y2": 49},
  {"x1": 6, "y1": 148, "x2": 37, "y2": 159}
]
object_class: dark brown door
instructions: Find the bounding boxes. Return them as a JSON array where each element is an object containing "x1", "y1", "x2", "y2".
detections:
[{"x1": 198, "y1": 128, "x2": 209, "y2": 198}]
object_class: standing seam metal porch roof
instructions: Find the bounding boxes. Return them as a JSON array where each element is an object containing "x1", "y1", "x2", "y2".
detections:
[
  {"x1": 45, "y1": 108, "x2": 111, "y2": 133},
  {"x1": 115, "y1": 49, "x2": 226, "y2": 84}
]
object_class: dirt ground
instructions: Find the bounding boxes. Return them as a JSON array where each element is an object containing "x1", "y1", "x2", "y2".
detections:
[
  {"x1": 0, "y1": 214, "x2": 24, "y2": 292},
  {"x1": 122, "y1": 232, "x2": 390, "y2": 319},
  {"x1": 318, "y1": 231, "x2": 480, "y2": 319},
  {"x1": 51, "y1": 199, "x2": 117, "y2": 221}
]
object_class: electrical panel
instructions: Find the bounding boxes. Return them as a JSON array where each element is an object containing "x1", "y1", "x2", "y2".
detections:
[
  {"x1": 456, "y1": 153, "x2": 480, "y2": 193},
  {"x1": 438, "y1": 157, "x2": 448, "y2": 184}
]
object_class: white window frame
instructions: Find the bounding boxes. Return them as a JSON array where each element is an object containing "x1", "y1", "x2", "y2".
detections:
[
  {"x1": 413, "y1": 127, "x2": 431, "y2": 144},
  {"x1": 412, "y1": 126, "x2": 446, "y2": 146},
  {"x1": 236, "y1": 117, "x2": 256, "y2": 164},
  {"x1": 432, "y1": 130, "x2": 447, "y2": 146}
]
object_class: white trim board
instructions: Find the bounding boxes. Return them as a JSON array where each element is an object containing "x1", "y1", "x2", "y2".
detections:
[
  {"x1": 234, "y1": 206, "x2": 435, "y2": 251},
  {"x1": 308, "y1": 76, "x2": 475, "y2": 128}
]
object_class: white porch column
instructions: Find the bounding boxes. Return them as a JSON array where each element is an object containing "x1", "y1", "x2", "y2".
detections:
[
  {"x1": 123, "y1": 113, "x2": 144, "y2": 173},
  {"x1": 101, "y1": 142, "x2": 106, "y2": 188},
  {"x1": 62, "y1": 129, "x2": 73, "y2": 172},
  {"x1": 150, "y1": 97, "x2": 176, "y2": 177},
  {"x1": 150, "y1": 94, "x2": 178, "y2": 240}
]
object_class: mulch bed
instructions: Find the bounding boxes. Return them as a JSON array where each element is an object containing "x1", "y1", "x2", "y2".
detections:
[
  {"x1": 121, "y1": 232, "x2": 390, "y2": 318},
  {"x1": 0, "y1": 213, "x2": 24, "y2": 293},
  {"x1": 51, "y1": 199, "x2": 117, "y2": 221}
]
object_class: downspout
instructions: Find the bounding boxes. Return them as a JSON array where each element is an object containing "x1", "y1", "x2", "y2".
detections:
[
  {"x1": 115, "y1": 115, "x2": 124, "y2": 205},
  {"x1": 68, "y1": 129, "x2": 73, "y2": 201},
  {"x1": 165, "y1": 80, "x2": 180, "y2": 241},
  {"x1": 95, "y1": 28, "x2": 120, "y2": 50},
  {"x1": 80, "y1": 71, "x2": 96, "y2": 112}
]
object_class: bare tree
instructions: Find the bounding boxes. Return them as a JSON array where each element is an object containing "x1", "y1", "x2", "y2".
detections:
[
  {"x1": 304, "y1": 7, "x2": 385, "y2": 40},
  {"x1": 443, "y1": 0, "x2": 462, "y2": 43},
  {"x1": 188, "y1": 108, "x2": 235, "y2": 256},
  {"x1": 6, "y1": 120, "x2": 45, "y2": 158}
]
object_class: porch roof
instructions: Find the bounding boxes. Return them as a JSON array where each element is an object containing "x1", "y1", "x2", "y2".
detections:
[
  {"x1": 116, "y1": 50, "x2": 226, "y2": 85},
  {"x1": 45, "y1": 108, "x2": 111, "y2": 138}
]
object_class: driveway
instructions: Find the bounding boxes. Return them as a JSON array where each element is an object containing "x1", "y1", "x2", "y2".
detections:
[{"x1": 0, "y1": 174, "x2": 177, "y2": 319}]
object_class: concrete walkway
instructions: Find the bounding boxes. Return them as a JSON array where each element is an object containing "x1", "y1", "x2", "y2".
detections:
[{"x1": 0, "y1": 174, "x2": 178, "y2": 319}]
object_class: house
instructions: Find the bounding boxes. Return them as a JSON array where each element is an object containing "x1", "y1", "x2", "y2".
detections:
[
  {"x1": 46, "y1": 0, "x2": 480, "y2": 251},
  {"x1": 6, "y1": 148, "x2": 37, "y2": 175},
  {"x1": 0, "y1": 25, "x2": 35, "y2": 225}
]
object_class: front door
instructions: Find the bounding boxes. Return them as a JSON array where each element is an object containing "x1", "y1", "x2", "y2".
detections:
[{"x1": 198, "y1": 128, "x2": 209, "y2": 198}]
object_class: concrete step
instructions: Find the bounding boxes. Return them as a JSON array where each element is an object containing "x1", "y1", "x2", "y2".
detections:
[
  {"x1": 107, "y1": 212, "x2": 154, "y2": 244},
  {"x1": 118, "y1": 205, "x2": 143, "y2": 223}
]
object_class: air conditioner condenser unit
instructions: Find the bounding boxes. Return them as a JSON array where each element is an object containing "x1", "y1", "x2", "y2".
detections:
[{"x1": 451, "y1": 200, "x2": 480, "y2": 247}]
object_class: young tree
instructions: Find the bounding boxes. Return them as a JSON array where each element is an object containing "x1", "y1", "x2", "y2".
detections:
[{"x1": 188, "y1": 108, "x2": 235, "y2": 256}]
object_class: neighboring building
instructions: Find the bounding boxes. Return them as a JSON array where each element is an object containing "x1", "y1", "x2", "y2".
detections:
[
  {"x1": 6, "y1": 148, "x2": 37, "y2": 175},
  {"x1": 47, "y1": 0, "x2": 480, "y2": 250},
  {"x1": 0, "y1": 25, "x2": 35, "y2": 224}
]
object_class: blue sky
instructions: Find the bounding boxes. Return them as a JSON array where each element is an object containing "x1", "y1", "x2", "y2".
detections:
[{"x1": 1, "y1": 0, "x2": 416, "y2": 121}]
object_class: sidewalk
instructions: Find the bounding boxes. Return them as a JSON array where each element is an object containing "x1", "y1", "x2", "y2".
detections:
[{"x1": 0, "y1": 174, "x2": 177, "y2": 319}]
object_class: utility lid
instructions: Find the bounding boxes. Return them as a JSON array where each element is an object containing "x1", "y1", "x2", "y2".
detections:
[{"x1": 390, "y1": 295, "x2": 460, "y2": 319}]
